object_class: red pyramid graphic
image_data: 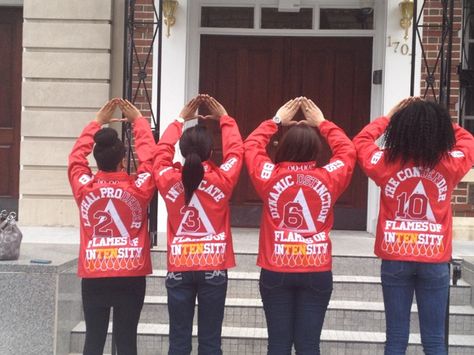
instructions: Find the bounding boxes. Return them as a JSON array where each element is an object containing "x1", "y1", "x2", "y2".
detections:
[
  {"x1": 176, "y1": 195, "x2": 216, "y2": 237},
  {"x1": 279, "y1": 188, "x2": 317, "y2": 233},
  {"x1": 397, "y1": 181, "x2": 436, "y2": 223}
]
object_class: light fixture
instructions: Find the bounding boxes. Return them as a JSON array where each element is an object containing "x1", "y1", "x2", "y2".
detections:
[
  {"x1": 162, "y1": 0, "x2": 178, "y2": 38},
  {"x1": 399, "y1": 0, "x2": 414, "y2": 40}
]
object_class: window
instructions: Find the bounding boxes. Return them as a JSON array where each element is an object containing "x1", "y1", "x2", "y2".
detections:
[
  {"x1": 261, "y1": 7, "x2": 313, "y2": 29},
  {"x1": 201, "y1": 7, "x2": 254, "y2": 28},
  {"x1": 460, "y1": 1, "x2": 474, "y2": 134},
  {"x1": 320, "y1": 8, "x2": 374, "y2": 30}
]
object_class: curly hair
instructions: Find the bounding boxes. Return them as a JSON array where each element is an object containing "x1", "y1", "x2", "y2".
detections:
[{"x1": 383, "y1": 100, "x2": 455, "y2": 169}]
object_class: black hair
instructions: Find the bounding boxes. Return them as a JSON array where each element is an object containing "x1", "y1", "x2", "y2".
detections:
[
  {"x1": 93, "y1": 128, "x2": 126, "y2": 172},
  {"x1": 274, "y1": 124, "x2": 322, "y2": 164},
  {"x1": 179, "y1": 124, "x2": 213, "y2": 205},
  {"x1": 383, "y1": 100, "x2": 455, "y2": 169}
]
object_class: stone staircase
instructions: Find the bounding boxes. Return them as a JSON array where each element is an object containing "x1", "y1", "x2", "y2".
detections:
[{"x1": 69, "y1": 231, "x2": 474, "y2": 354}]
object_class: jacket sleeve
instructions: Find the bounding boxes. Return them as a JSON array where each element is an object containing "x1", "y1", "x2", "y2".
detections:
[
  {"x1": 153, "y1": 120, "x2": 183, "y2": 191},
  {"x1": 319, "y1": 120, "x2": 357, "y2": 198},
  {"x1": 68, "y1": 121, "x2": 101, "y2": 201},
  {"x1": 132, "y1": 117, "x2": 156, "y2": 201},
  {"x1": 244, "y1": 119, "x2": 278, "y2": 195},
  {"x1": 216, "y1": 115, "x2": 244, "y2": 192},
  {"x1": 443, "y1": 124, "x2": 474, "y2": 184},
  {"x1": 352, "y1": 116, "x2": 390, "y2": 186}
]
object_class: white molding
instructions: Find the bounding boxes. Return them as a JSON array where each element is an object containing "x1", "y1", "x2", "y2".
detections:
[
  {"x1": 453, "y1": 217, "x2": 474, "y2": 241},
  {"x1": 462, "y1": 168, "x2": 474, "y2": 183}
]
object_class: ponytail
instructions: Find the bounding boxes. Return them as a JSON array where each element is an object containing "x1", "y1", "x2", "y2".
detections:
[
  {"x1": 179, "y1": 124, "x2": 213, "y2": 205},
  {"x1": 182, "y1": 152, "x2": 204, "y2": 205}
]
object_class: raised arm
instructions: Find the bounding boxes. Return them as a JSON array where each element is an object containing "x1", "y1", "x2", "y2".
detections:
[
  {"x1": 119, "y1": 99, "x2": 156, "y2": 200},
  {"x1": 352, "y1": 98, "x2": 415, "y2": 185},
  {"x1": 352, "y1": 116, "x2": 389, "y2": 185},
  {"x1": 244, "y1": 99, "x2": 299, "y2": 193},
  {"x1": 68, "y1": 99, "x2": 118, "y2": 200},
  {"x1": 301, "y1": 97, "x2": 356, "y2": 196},
  {"x1": 445, "y1": 123, "x2": 474, "y2": 184},
  {"x1": 202, "y1": 96, "x2": 244, "y2": 189},
  {"x1": 152, "y1": 97, "x2": 200, "y2": 189}
]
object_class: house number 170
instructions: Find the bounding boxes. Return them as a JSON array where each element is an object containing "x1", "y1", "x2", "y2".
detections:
[{"x1": 387, "y1": 36, "x2": 410, "y2": 55}]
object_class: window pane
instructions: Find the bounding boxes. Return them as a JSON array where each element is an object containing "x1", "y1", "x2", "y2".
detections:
[
  {"x1": 470, "y1": 11, "x2": 474, "y2": 38},
  {"x1": 320, "y1": 8, "x2": 374, "y2": 30},
  {"x1": 462, "y1": 118, "x2": 474, "y2": 135},
  {"x1": 201, "y1": 7, "x2": 254, "y2": 28},
  {"x1": 469, "y1": 43, "x2": 474, "y2": 70},
  {"x1": 465, "y1": 86, "x2": 474, "y2": 116},
  {"x1": 261, "y1": 8, "x2": 313, "y2": 29}
]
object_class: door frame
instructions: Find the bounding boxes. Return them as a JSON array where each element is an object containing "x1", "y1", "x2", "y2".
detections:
[
  {"x1": 0, "y1": 4, "x2": 23, "y2": 214},
  {"x1": 185, "y1": 0, "x2": 387, "y2": 233}
]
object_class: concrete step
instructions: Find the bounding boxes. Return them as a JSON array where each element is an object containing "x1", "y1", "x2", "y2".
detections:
[
  {"x1": 151, "y1": 249, "x2": 382, "y2": 276},
  {"x1": 70, "y1": 322, "x2": 474, "y2": 355},
  {"x1": 138, "y1": 296, "x2": 474, "y2": 334},
  {"x1": 146, "y1": 270, "x2": 472, "y2": 305}
]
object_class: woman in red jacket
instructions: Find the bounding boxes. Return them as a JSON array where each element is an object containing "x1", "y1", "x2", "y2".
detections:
[
  {"x1": 153, "y1": 95, "x2": 243, "y2": 355},
  {"x1": 68, "y1": 98, "x2": 155, "y2": 355},
  {"x1": 353, "y1": 98, "x2": 474, "y2": 354},
  {"x1": 245, "y1": 97, "x2": 356, "y2": 355}
]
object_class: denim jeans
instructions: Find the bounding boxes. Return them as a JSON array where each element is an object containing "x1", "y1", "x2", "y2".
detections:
[
  {"x1": 166, "y1": 270, "x2": 228, "y2": 355},
  {"x1": 381, "y1": 260, "x2": 450, "y2": 355},
  {"x1": 259, "y1": 268, "x2": 333, "y2": 355}
]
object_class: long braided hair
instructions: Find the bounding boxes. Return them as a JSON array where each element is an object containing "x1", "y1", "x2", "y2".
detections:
[{"x1": 383, "y1": 100, "x2": 455, "y2": 169}]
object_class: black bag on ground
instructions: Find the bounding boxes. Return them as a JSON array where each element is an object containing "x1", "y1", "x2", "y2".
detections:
[{"x1": 0, "y1": 211, "x2": 22, "y2": 260}]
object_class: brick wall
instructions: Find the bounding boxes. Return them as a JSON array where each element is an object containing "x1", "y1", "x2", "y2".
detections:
[{"x1": 421, "y1": 0, "x2": 473, "y2": 217}]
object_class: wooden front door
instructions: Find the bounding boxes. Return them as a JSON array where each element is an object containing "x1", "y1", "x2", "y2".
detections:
[
  {"x1": 0, "y1": 7, "x2": 22, "y2": 214},
  {"x1": 199, "y1": 35, "x2": 372, "y2": 230}
]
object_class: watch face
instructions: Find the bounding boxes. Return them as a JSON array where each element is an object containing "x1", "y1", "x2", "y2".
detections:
[{"x1": 273, "y1": 116, "x2": 281, "y2": 124}]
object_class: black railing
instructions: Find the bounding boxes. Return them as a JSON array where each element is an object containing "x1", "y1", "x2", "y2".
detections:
[
  {"x1": 114, "y1": 1, "x2": 162, "y2": 352},
  {"x1": 410, "y1": 0, "x2": 455, "y2": 108},
  {"x1": 122, "y1": 0, "x2": 162, "y2": 246}
]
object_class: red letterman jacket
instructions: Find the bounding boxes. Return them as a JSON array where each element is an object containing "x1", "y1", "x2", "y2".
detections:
[
  {"x1": 354, "y1": 117, "x2": 474, "y2": 263},
  {"x1": 153, "y1": 115, "x2": 244, "y2": 272},
  {"x1": 245, "y1": 120, "x2": 356, "y2": 273},
  {"x1": 68, "y1": 118, "x2": 155, "y2": 278}
]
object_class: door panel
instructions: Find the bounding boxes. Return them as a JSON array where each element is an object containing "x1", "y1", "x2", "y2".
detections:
[
  {"x1": 0, "y1": 7, "x2": 22, "y2": 213},
  {"x1": 199, "y1": 35, "x2": 372, "y2": 229}
]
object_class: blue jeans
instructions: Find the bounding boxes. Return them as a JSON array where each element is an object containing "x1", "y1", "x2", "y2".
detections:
[
  {"x1": 259, "y1": 268, "x2": 333, "y2": 355},
  {"x1": 166, "y1": 270, "x2": 228, "y2": 355},
  {"x1": 381, "y1": 260, "x2": 449, "y2": 355}
]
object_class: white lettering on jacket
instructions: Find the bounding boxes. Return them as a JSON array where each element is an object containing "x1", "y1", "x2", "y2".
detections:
[
  {"x1": 384, "y1": 167, "x2": 447, "y2": 202},
  {"x1": 198, "y1": 180, "x2": 226, "y2": 202},
  {"x1": 220, "y1": 157, "x2": 238, "y2": 172},
  {"x1": 323, "y1": 160, "x2": 344, "y2": 172},
  {"x1": 268, "y1": 176, "x2": 294, "y2": 219},
  {"x1": 296, "y1": 174, "x2": 331, "y2": 223}
]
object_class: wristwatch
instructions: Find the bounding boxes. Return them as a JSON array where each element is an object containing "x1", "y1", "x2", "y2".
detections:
[
  {"x1": 272, "y1": 116, "x2": 282, "y2": 125},
  {"x1": 176, "y1": 117, "x2": 185, "y2": 123}
]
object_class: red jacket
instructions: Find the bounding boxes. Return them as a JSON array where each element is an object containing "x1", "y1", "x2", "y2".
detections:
[
  {"x1": 354, "y1": 117, "x2": 474, "y2": 263},
  {"x1": 245, "y1": 120, "x2": 356, "y2": 273},
  {"x1": 68, "y1": 118, "x2": 155, "y2": 278},
  {"x1": 153, "y1": 115, "x2": 244, "y2": 272}
]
